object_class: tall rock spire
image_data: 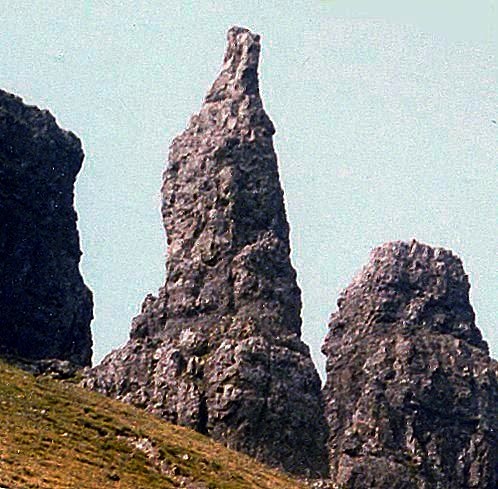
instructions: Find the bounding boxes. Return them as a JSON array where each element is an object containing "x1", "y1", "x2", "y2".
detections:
[
  {"x1": 322, "y1": 240, "x2": 497, "y2": 488},
  {"x1": 0, "y1": 89, "x2": 93, "y2": 367},
  {"x1": 84, "y1": 27, "x2": 328, "y2": 477}
]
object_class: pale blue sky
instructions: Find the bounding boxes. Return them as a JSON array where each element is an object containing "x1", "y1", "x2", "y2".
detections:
[{"x1": 1, "y1": 1, "x2": 496, "y2": 377}]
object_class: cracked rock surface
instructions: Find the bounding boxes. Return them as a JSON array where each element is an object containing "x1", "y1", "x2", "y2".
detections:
[
  {"x1": 83, "y1": 27, "x2": 328, "y2": 477},
  {"x1": 322, "y1": 240, "x2": 497, "y2": 488},
  {"x1": 0, "y1": 89, "x2": 93, "y2": 367}
]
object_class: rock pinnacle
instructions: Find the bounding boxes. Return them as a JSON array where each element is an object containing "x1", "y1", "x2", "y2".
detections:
[
  {"x1": 0, "y1": 89, "x2": 93, "y2": 367},
  {"x1": 84, "y1": 27, "x2": 328, "y2": 477},
  {"x1": 322, "y1": 240, "x2": 497, "y2": 488}
]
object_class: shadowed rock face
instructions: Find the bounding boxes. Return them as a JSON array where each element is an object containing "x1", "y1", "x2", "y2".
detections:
[
  {"x1": 84, "y1": 27, "x2": 328, "y2": 477},
  {"x1": 322, "y1": 240, "x2": 497, "y2": 488},
  {"x1": 0, "y1": 89, "x2": 93, "y2": 367}
]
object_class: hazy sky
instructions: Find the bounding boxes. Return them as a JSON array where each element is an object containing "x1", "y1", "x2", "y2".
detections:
[{"x1": 1, "y1": 1, "x2": 496, "y2": 377}]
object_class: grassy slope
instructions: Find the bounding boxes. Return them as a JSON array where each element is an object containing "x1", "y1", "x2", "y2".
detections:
[{"x1": 0, "y1": 361, "x2": 308, "y2": 489}]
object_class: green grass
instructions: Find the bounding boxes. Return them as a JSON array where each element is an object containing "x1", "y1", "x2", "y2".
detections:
[{"x1": 0, "y1": 360, "x2": 308, "y2": 489}]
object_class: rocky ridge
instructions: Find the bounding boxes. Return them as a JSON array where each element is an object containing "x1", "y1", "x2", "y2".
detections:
[
  {"x1": 83, "y1": 27, "x2": 328, "y2": 477},
  {"x1": 0, "y1": 89, "x2": 93, "y2": 367},
  {"x1": 322, "y1": 240, "x2": 498, "y2": 488}
]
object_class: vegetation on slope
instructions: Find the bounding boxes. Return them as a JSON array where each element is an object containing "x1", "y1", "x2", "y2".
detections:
[{"x1": 0, "y1": 360, "x2": 308, "y2": 489}]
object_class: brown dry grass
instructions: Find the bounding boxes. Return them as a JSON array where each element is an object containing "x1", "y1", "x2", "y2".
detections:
[{"x1": 0, "y1": 360, "x2": 308, "y2": 489}]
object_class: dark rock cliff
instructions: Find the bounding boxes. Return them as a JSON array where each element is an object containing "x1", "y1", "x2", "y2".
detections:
[
  {"x1": 0, "y1": 89, "x2": 93, "y2": 367},
  {"x1": 322, "y1": 240, "x2": 497, "y2": 488},
  {"x1": 84, "y1": 27, "x2": 328, "y2": 477}
]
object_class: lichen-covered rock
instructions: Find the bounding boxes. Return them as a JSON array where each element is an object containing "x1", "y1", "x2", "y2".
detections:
[
  {"x1": 322, "y1": 240, "x2": 498, "y2": 488},
  {"x1": 0, "y1": 89, "x2": 93, "y2": 367},
  {"x1": 83, "y1": 27, "x2": 328, "y2": 477}
]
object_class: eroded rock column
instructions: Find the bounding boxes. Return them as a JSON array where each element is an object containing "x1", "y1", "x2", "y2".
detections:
[
  {"x1": 0, "y1": 89, "x2": 93, "y2": 367},
  {"x1": 84, "y1": 27, "x2": 328, "y2": 477},
  {"x1": 323, "y1": 240, "x2": 497, "y2": 488}
]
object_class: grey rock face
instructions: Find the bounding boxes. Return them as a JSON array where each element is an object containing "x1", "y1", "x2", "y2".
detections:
[
  {"x1": 84, "y1": 27, "x2": 328, "y2": 477},
  {"x1": 0, "y1": 90, "x2": 93, "y2": 367},
  {"x1": 322, "y1": 240, "x2": 497, "y2": 488}
]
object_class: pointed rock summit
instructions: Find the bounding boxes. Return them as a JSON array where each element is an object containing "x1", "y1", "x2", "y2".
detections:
[
  {"x1": 0, "y1": 89, "x2": 93, "y2": 367},
  {"x1": 84, "y1": 27, "x2": 328, "y2": 477},
  {"x1": 322, "y1": 240, "x2": 497, "y2": 488}
]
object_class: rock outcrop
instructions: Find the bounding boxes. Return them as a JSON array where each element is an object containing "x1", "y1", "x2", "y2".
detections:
[
  {"x1": 322, "y1": 240, "x2": 497, "y2": 488},
  {"x1": 0, "y1": 89, "x2": 93, "y2": 367},
  {"x1": 84, "y1": 27, "x2": 328, "y2": 477}
]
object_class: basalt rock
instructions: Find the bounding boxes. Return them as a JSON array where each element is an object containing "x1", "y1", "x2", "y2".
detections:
[
  {"x1": 322, "y1": 240, "x2": 497, "y2": 488},
  {"x1": 83, "y1": 27, "x2": 328, "y2": 477},
  {"x1": 0, "y1": 91, "x2": 93, "y2": 366},
  {"x1": 0, "y1": 89, "x2": 93, "y2": 367}
]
